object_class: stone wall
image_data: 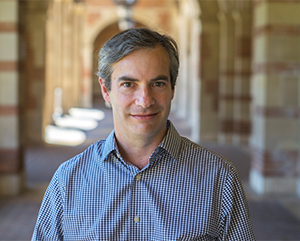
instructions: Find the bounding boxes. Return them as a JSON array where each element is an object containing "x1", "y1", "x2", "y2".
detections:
[
  {"x1": 0, "y1": 0, "x2": 22, "y2": 196},
  {"x1": 250, "y1": 0, "x2": 300, "y2": 195}
]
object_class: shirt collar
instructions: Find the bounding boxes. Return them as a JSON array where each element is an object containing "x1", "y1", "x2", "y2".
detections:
[
  {"x1": 100, "y1": 129, "x2": 117, "y2": 162},
  {"x1": 99, "y1": 120, "x2": 182, "y2": 162},
  {"x1": 158, "y1": 120, "x2": 182, "y2": 161}
]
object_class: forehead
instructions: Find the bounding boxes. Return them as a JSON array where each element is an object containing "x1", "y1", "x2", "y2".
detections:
[{"x1": 112, "y1": 47, "x2": 170, "y2": 77}]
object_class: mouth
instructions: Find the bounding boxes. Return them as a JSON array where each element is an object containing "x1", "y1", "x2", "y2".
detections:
[{"x1": 131, "y1": 113, "x2": 158, "y2": 120}]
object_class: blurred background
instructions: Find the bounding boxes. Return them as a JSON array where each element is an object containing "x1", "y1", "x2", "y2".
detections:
[{"x1": 0, "y1": 0, "x2": 300, "y2": 240}]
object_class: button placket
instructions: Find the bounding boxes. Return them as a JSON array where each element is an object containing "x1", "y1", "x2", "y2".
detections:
[
  {"x1": 130, "y1": 171, "x2": 151, "y2": 239},
  {"x1": 133, "y1": 173, "x2": 142, "y2": 227}
]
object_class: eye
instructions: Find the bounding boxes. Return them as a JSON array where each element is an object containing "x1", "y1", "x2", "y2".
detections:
[
  {"x1": 154, "y1": 82, "x2": 165, "y2": 87},
  {"x1": 122, "y1": 82, "x2": 133, "y2": 88}
]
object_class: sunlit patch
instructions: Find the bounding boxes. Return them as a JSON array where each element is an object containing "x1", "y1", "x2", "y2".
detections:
[
  {"x1": 68, "y1": 108, "x2": 105, "y2": 121},
  {"x1": 45, "y1": 107, "x2": 105, "y2": 146},
  {"x1": 54, "y1": 115, "x2": 98, "y2": 131},
  {"x1": 45, "y1": 125, "x2": 86, "y2": 146}
]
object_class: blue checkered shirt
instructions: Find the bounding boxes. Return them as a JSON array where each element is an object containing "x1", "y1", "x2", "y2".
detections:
[{"x1": 32, "y1": 121, "x2": 255, "y2": 241}]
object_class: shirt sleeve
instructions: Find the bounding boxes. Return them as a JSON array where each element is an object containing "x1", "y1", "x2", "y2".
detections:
[
  {"x1": 31, "y1": 167, "x2": 64, "y2": 241},
  {"x1": 219, "y1": 166, "x2": 256, "y2": 241}
]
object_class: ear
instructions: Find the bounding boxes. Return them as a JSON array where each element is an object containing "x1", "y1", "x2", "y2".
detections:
[{"x1": 99, "y1": 78, "x2": 110, "y2": 103}]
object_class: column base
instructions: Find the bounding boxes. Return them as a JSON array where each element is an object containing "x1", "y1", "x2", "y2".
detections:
[
  {"x1": 0, "y1": 172, "x2": 24, "y2": 196},
  {"x1": 250, "y1": 169, "x2": 297, "y2": 195}
]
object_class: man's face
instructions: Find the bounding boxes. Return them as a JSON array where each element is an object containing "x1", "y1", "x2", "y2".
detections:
[{"x1": 100, "y1": 47, "x2": 174, "y2": 142}]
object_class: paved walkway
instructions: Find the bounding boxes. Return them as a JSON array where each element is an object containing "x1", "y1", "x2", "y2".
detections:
[{"x1": 1, "y1": 103, "x2": 300, "y2": 241}]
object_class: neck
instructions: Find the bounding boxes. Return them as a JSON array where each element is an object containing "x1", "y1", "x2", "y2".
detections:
[{"x1": 114, "y1": 128, "x2": 167, "y2": 170}]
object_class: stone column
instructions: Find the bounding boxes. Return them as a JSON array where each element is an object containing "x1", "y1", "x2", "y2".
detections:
[
  {"x1": 81, "y1": 44, "x2": 93, "y2": 108},
  {"x1": 71, "y1": 4, "x2": 84, "y2": 107},
  {"x1": 0, "y1": 0, "x2": 22, "y2": 196},
  {"x1": 217, "y1": 11, "x2": 235, "y2": 143},
  {"x1": 18, "y1": 0, "x2": 48, "y2": 144},
  {"x1": 232, "y1": 8, "x2": 252, "y2": 145},
  {"x1": 189, "y1": 7, "x2": 201, "y2": 143},
  {"x1": 250, "y1": 0, "x2": 300, "y2": 195},
  {"x1": 197, "y1": 16, "x2": 220, "y2": 142},
  {"x1": 176, "y1": 0, "x2": 201, "y2": 141},
  {"x1": 176, "y1": 0, "x2": 202, "y2": 136},
  {"x1": 43, "y1": 1, "x2": 55, "y2": 129},
  {"x1": 61, "y1": 0, "x2": 73, "y2": 111},
  {"x1": 176, "y1": 3, "x2": 190, "y2": 120},
  {"x1": 44, "y1": 0, "x2": 62, "y2": 127}
]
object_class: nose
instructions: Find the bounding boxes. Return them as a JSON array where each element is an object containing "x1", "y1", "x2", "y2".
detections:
[{"x1": 135, "y1": 86, "x2": 155, "y2": 109}]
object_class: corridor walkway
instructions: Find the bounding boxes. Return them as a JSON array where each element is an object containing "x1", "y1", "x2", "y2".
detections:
[{"x1": 0, "y1": 103, "x2": 300, "y2": 240}]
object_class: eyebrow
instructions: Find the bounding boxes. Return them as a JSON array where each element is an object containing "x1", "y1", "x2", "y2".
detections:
[
  {"x1": 118, "y1": 75, "x2": 170, "y2": 82},
  {"x1": 118, "y1": 76, "x2": 138, "y2": 82}
]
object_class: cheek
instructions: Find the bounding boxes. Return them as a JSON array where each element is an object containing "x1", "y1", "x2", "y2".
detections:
[
  {"x1": 157, "y1": 92, "x2": 173, "y2": 103},
  {"x1": 111, "y1": 92, "x2": 133, "y2": 110}
]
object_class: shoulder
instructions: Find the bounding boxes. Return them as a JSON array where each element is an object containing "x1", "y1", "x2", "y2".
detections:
[
  {"x1": 56, "y1": 139, "x2": 106, "y2": 181},
  {"x1": 179, "y1": 137, "x2": 236, "y2": 174}
]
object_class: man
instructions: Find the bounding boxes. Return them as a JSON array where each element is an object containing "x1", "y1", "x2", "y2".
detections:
[{"x1": 32, "y1": 28, "x2": 255, "y2": 240}]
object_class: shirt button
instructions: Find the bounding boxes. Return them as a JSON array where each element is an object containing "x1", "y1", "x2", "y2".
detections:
[
  {"x1": 136, "y1": 174, "x2": 141, "y2": 180},
  {"x1": 134, "y1": 216, "x2": 140, "y2": 222}
]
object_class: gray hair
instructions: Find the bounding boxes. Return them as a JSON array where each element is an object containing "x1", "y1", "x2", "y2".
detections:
[{"x1": 97, "y1": 27, "x2": 179, "y2": 91}]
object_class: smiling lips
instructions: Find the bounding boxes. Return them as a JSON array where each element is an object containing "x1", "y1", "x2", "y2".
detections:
[{"x1": 131, "y1": 113, "x2": 158, "y2": 120}]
